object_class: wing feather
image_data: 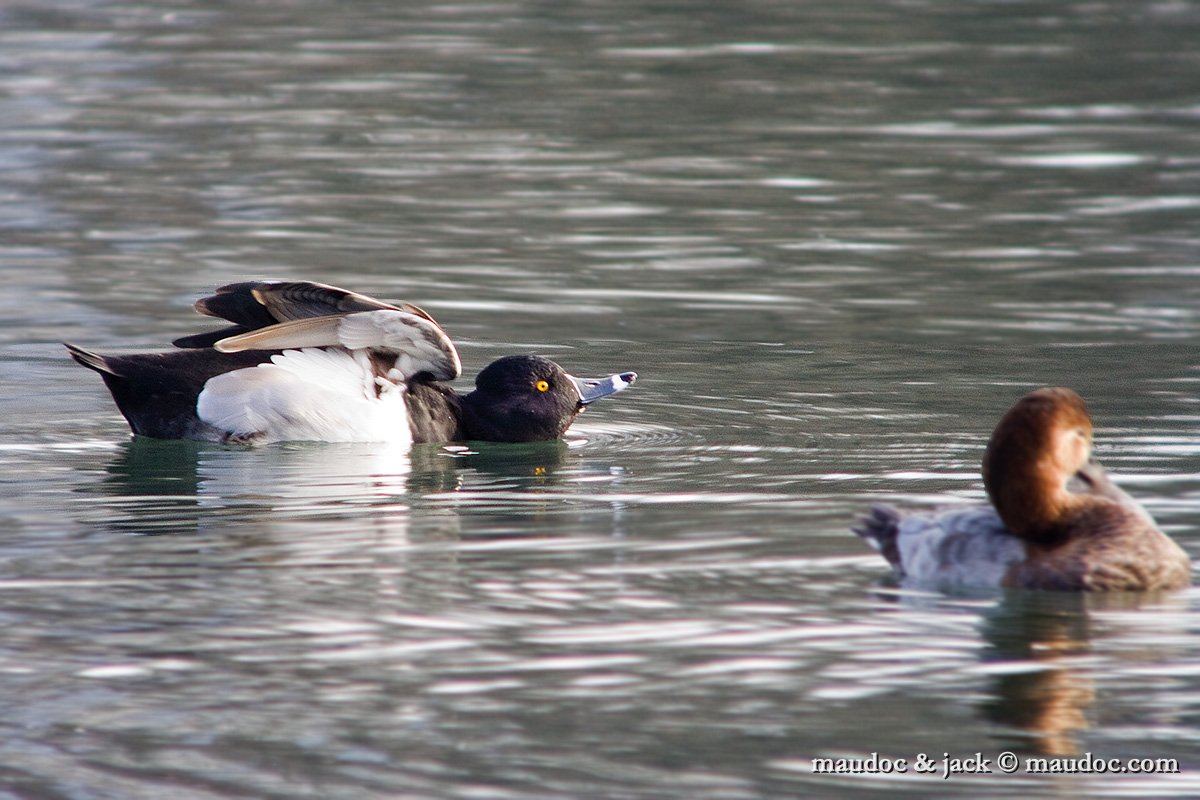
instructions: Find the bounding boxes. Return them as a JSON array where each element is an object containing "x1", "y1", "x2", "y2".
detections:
[
  {"x1": 214, "y1": 310, "x2": 461, "y2": 382},
  {"x1": 249, "y1": 281, "x2": 399, "y2": 321},
  {"x1": 176, "y1": 281, "x2": 420, "y2": 349},
  {"x1": 213, "y1": 316, "x2": 348, "y2": 352}
]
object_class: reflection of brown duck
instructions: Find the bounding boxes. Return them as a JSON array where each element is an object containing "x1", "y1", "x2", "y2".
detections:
[
  {"x1": 979, "y1": 590, "x2": 1182, "y2": 756},
  {"x1": 980, "y1": 595, "x2": 1094, "y2": 756},
  {"x1": 856, "y1": 388, "x2": 1192, "y2": 591},
  {"x1": 989, "y1": 665, "x2": 1094, "y2": 757}
]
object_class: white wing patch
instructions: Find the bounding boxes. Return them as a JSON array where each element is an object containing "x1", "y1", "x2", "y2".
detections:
[{"x1": 196, "y1": 349, "x2": 412, "y2": 445}]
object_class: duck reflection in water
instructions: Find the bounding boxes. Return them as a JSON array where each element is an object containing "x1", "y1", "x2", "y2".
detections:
[
  {"x1": 855, "y1": 388, "x2": 1192, "y2": 592},
  {"x1": 980, "y1": 594, "x2": 1095, "y2": 756},
  {"x1": 90, "y1": 435, "x2": 578, "y2": 536},
  {"x1": 978, "y1": 591, "x2": 1187, "y2": 756}
]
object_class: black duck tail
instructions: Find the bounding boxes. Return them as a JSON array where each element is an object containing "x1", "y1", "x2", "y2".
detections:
[{"x1": 64, "y1": 342, "x2": 116, "y2": 375}]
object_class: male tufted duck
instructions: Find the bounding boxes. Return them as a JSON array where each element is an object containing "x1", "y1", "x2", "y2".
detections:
[
  {"x1": 855, "y1": 388, "x2": 1192, "y2": 592},
  {"x1": 66, "y1": 281, "x2": 636, "y2": 446}
]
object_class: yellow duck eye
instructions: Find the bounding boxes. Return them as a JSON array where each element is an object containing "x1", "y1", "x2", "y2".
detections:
[{"x1": 535, "y1": 380, "x2": 550, "y2": 392}]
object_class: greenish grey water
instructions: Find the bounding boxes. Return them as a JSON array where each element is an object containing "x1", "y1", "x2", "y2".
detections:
[{"x1": 3, "y1": 1, "x2": 1200, "y2": 797}]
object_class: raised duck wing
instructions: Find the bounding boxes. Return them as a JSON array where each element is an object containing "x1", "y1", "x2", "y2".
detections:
[
  {"x1": 203, "y1": 281, "x2": 398, "y2": 320},
  {"x1": 213, "y1": 309, "x2": 462, "y2": 382},
  {"x1": 173, "y1": 281, "x2": 434, "y2": 349}
]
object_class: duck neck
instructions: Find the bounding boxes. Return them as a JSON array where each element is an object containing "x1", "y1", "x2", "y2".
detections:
[
  {"x1": 459, "y1": 391, "x2": 494, "y2": 441},
  {"x1": 403, "y1": 381, "x2": 467, "y2": 444},
  {"x1": 984, "y1": 453, "x2": 1081, "y2": 545}
]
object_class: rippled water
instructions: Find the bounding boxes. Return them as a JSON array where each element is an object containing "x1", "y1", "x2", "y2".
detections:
[{"x1": 4, "y1": 1, "x2": 1200, "y2": 797}]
